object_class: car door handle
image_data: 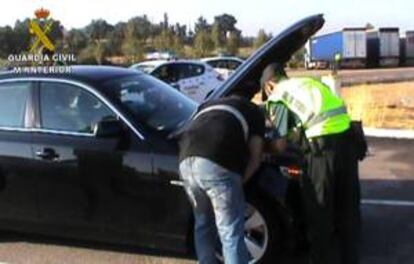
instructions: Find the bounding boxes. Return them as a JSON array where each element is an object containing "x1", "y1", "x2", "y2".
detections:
[
  {"x1": 170, "y1": 180, "x2": 185, "y2": 187},
  {"x1": 35, "y1": 148, "x2": 59, "y2": 161}
]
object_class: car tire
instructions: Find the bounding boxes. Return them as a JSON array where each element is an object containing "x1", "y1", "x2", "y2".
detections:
[
  {"x1": 214, "y1": 188, "x2": 284, "y2": 264},
  {"x1": 244, "y1": 189, "x2": 283, "y2": 263}
]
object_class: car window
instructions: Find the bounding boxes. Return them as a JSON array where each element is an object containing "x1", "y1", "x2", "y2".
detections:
[
  {"x1": 227, "y1": 60, "x2": 242, "y2": 70},
  {"x1": 0, "y1": 82, "x2": 31, "y2": 128},
  {"x1": 178, "y1": 63, "x2": 205, "y2": 79},
  {"x1": 216, "y1": 60, "x2": 228, "y2": 69},
  {"x1": 39, "y1": 82, "x2": 116, "y2": 134},
  {"x1": 134, "y1": 64, "x2": 156, "y2": 74},
  {"x1": 152, "y1": 65, "x2": 179, "y2": 83},
  {"x1": 206, "y1": 60, "x2": 219, "y2": 68}
]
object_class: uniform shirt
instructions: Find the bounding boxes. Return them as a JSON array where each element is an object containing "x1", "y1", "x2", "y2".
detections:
[
  {"x1": 178, "y1": 96, "x2": 265, "y2": 175},
  {"x1": 268, "y1": 102, "x2": 301, "y2": 139}
]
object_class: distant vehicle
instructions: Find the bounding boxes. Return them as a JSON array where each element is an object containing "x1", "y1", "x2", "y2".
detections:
[
  {"x1": 405, "y1": 31, "x2": 414, "y2": 66},
  {"x1": 306, "y1": 28, "x2": 367, "y2": 69},
  {"x1": 130, "y1": 60, "x2": 223, "y2": 102},
  {"x1": 201, "y1": 56, "x2": 244, "y2": 79},
  {"x1": 367, "y1": 28, "x2": 400, "y2": 67}
]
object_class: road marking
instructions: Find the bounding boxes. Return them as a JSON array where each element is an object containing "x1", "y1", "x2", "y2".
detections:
[
  {"x1": 362, "y1": 199, "x2": 414, "y2": 207},
  {"x1": 363, "y1": 127, "x2": 414, "y2": 139}
]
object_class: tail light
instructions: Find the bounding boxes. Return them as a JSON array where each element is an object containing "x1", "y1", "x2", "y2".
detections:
[{"x1": 280, "y1": 165, "x2": 303, "y2": 179}]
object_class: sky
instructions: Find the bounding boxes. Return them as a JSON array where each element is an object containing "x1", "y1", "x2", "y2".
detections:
[{"x1": 0, "y1": 0, "x2": 412, "y2": 36}]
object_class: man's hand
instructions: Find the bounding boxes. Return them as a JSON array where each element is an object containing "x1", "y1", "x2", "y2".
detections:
[{"x1": 243, "y1": 135, "x2": 264, "y2": 183}]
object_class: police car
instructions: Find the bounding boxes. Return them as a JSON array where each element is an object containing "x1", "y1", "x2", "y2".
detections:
[
  {"x1": 201, "y1": 56, "x2": 244, "y2": 79},
  {"x1": 130, "y1": 60, "x2": 224, "y2": 103}
]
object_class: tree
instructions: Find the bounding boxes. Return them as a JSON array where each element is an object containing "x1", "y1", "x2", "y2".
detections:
[
  {"x1": 125, "y1": 16, "x2": 152, "y2": 40},
  {"x1": 154, "y1": 29, "x2": 173, "y2": 51},
  {"x1": 106, "y1": 22, "x2": 126, "y2": 56},
  {"x1": 85, "y1": 19, "x2": 113, "y2": 41},
  {"x1": 13, "y1": 19, "x2": 31, "y2": 54},
  {"x1": 194, "y1": 16, "x2": 210, "y2": 34},
  {"x1": 65, "y1": 29, "x2": 88, "y2": 54},
  {"x1": 161, "y1": 12, "x2": 169, "y2": 30},
  {"x1": 194, "y1": 30, "x2": 214, "y2": 57},
  {"x1": 225, "y1": 31, "x2": 240, "y2": 55},
  {"x1": 211, "y1": 23, "x2": 222, "y2": 49},
  {"x1": 210, "y1": 14, "x2": 240, "y2": 50},
  {"x1": 122, "y1": 38, "x2": 144, "y2": 63},
  {"x1": 85, "y1": 19, "x2": 113, "y2": 64},
  {"x1": 0, "y1": 26, "x2": 16, "y2": 57},
  {"x1": 254, "y1": 29, "x2": 270, "y2": 49}
]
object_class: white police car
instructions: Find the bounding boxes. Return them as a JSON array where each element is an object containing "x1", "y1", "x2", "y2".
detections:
[
  {"x1": 201, "y1": 56, "x2": 244, "y2": 79},
  {"x1": 130, "y1": 60, "x2": 224, "y2": 103}
]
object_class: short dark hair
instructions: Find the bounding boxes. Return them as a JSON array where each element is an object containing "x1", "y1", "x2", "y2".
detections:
[{"x1": 260, "y1": 63, "x2": 287, "y2": 89}]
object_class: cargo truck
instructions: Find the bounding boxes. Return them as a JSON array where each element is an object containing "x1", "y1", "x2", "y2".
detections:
[
  {"x1": 367, "y1": 28, "x2": 400, "y2": 67},
  {"x1": 305, "y1": 28, "x2": 367, "y2": 69},
  {"x1": 405, "y1": 31, "x2": 414, "y2": 66}
]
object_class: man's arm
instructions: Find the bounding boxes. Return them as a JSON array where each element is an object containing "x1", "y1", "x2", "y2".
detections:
[
  {"x1": 268, "y1": 137, "x2": 287, "y2": 154},
  {"x1": 243, "y1": 135, "x2": 264, "y2": 183}
]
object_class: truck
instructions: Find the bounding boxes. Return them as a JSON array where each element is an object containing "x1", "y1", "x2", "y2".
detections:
[
  {"x1": 367, "y1": 28, "x2": 400, "y2": 67},
  {"x1": 405, "y1": 31, "x2": 414, "y2": 66},
  {"x1": 305, "y1": 28, "x2": 367, "y2": 69}
]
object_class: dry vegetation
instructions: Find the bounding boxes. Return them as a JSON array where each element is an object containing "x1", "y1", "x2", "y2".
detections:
[{"x1": 341, "y1": 82, "x2": 414, "y2": 129}]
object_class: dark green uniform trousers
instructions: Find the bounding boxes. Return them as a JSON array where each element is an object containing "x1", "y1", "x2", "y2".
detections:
[{"x1": 300, "y1": 130, "x2": 361, "y2": 264}]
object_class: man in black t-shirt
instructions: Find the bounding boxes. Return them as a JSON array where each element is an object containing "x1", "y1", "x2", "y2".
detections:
[{"x1": 178, "y1": 91, "x2": 265, "y2": 264}]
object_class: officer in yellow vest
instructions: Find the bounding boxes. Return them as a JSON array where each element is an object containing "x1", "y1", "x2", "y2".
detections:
[
  {"x1": 333, "y1": 52, "x2": 342, "y2": 74},
  {"x1": 261, "y1": 63, "x2": 360, "y2": 264}
]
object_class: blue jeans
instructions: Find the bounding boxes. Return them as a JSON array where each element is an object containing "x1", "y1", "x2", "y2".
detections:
[{"x1": 179, "y1": 157, "x2": 249, "y2": 264}]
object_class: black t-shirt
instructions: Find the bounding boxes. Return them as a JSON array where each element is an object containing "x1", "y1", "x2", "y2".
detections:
[{"x1": 178, "y1": 96, "x2": 265, "y2": 175}]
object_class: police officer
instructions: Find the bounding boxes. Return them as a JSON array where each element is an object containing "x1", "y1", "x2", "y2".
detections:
[
  {"x1": 333, "y1": 52, "x2": 342, "y2": 74},
  {"x1": 261, "y1": 63, "x2": 360, "y2": 264}
]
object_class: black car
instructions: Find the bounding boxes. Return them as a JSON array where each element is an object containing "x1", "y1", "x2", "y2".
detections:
[{"x1": 0, "y1": 15, "x2": 324, "y2": 263}]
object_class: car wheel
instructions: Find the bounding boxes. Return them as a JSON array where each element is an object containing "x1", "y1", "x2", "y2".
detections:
[{"x1": 216, "y1": 191, "x2": 283, "y2": 263}]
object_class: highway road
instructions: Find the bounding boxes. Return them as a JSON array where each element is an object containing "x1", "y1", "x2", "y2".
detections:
[
  {"x1": 0, "y1": 137, "x2": 413, "y2": 264},
  {"x1": 288, "y1": 67, "x2": 414, "y2": 86}
]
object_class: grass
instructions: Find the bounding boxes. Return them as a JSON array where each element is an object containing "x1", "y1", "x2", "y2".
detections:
[{"x1": 341, "y1": 82, "x2": 414, "y2": 129}]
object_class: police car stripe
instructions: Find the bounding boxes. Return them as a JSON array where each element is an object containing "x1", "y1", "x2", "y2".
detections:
[{"x1": 362, "y1": 199, "x2": 414, "y2": 207}]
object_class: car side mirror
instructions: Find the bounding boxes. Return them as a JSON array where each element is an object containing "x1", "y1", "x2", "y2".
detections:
[
  {"x1": 171, "y1": 83, "x2": 180, "y2": 90},
  {"x1": 94, "y1": 119, "x2": 123, "y2": 138}
]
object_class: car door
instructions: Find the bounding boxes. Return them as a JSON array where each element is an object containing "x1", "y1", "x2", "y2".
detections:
[
  {"x1": 0, "y1": 80, "x2": 38, "y2": 223},
  {"x1": 176, "y1": 63, "x2": 209, "y2": 102},
  {"x1": 31, "y1": 80, "x2": 121, "y2": 233},
  {"x1": 151, "y1": 64, "x2": 179, "y2": 87},
  {"x1": 31, "y1": 79, "x2": 190, "y2": 250}
]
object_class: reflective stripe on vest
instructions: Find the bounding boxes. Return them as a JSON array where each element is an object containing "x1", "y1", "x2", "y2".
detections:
[
  {"x1": 267, "y1": 78, "x2": 350, "y2": 138},
  {"x1": 193, "y1": 105, "x2": 249, "y2": 141}
]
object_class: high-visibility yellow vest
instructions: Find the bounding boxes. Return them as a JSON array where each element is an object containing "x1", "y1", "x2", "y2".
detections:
[{"x1": 266, "y1": 78, "x2": 351, "y2": 138}]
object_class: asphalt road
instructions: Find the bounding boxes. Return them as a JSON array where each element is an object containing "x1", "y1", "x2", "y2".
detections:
[
  {"x1": 0, "y1": 137, "x2": 413, "y2": 264},
  {"x1": 288, "y1": 67, "x2": 414, "y2": 86}
]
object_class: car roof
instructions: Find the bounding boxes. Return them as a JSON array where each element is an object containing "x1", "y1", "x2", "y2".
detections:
[
  {"x1": 201, "y1": 57, "x2": 244, "y2": 63},
  {"x1": 0, "y1": 65, "x2": 139, "y2": 85},
  {"x1": 135, "y1": 59, "x2": 208, "y2": 67},
  {"x1": 131, "y1": 60, "x2": 168, "y2": 68}
]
